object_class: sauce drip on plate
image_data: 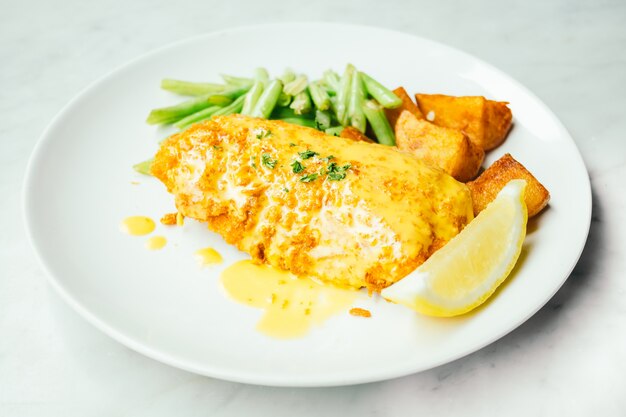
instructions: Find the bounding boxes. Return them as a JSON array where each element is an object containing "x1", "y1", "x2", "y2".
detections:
[
  {"x1": 195, "y1": 247, "x2": 223, "y2": 265},
  {"x1": 145, "y1": 236, "x2": 167, "y2": 250},
  {"x1": 221, "y1": 260, "x2": 357, "y2": 339},
  {"x1": 121, "y1": 216, "x2": 155, "y2": 236}
]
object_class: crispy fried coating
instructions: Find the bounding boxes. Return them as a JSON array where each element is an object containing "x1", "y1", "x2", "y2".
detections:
[
  {"x1": 339, "y1": 126, "x2": 375, "y2": 143},
  {"x1": 152, "y1": 115, "x2": 474, "y2": 291},
  {"x1": 160, "y1": 212, "x2": 177, "y2": 225}
]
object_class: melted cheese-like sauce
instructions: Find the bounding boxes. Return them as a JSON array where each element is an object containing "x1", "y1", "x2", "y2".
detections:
[
  {"x1": 121, "y1": 216, "x2": 155, "y2": 236},
  {"x1": 145, "y1": 236, "x2": 167, "y2": 250},
  {"x1": 221, "y1": 260, "x2": 357, "y2": 338},
  {"x1": 152, "y1": 116, "x2": 474, "y2": 290},
  {"x1": 195, "y1": 247, "x2": 223, "y2": 265}
]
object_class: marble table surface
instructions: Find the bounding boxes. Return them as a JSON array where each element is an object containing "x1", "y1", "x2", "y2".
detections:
[{"x1": 2, "y1": 0, "x2": 625, "y2": 415}]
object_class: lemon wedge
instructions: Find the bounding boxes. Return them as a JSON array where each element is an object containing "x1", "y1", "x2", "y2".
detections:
[{"x1": 381, "y1": 179, "x2": 528, "y2": 317}]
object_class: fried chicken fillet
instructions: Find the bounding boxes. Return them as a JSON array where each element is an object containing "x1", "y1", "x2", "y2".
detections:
[{"x1": 152, "y1": 115, "x2": 474, "y2": 291}]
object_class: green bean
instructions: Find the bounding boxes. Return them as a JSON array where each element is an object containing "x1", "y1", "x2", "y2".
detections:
[
  {"x1": 175, "y1": 105, "x2": 221, "y2": 129},
  {"x1": 283, "y1": 75, "x2": 308, "y2": 96},
  {"x1": 290, "y1": 90, "x2": 312, "y2": 115},
  {"x1": 279, "y1": 68, "x2": 296, "y2": 85},
  {"x1": 277, "y1": 117, "x2": 317, "y2": 129},
  {"x1": 146, "y1": 96, "x2": 218, "y2": 125},
  {"x1": 270, "y1": 107, "x2": 314, "y2": 120},
  {"x1": 325, "y1": 126, "x2": 344, "y2": 136},
  {"x1": 160, "y1": 79, "x2": 225, "y2": 96},
  {"x1": 276, "y1": 92, "x2": 292, "y2": 107},
  {"x1": 241, "y1": 81, "x2": 264, "y2": 116},
  {"x1": 221, "y1": 74, "x2": 254, "y2": 87},
  {"x1": 133, "y1": 158, "x2": 154, "y2": 176},
  {"x1": 146, "y1": 86, "x2": 248, "y2": 125},
  {"x1": 329, "y1": 96, "x2": 338, "y2": 114},
  {"x1": 348, "y1": 71, "x2": 366, "y2": 133},
  {"x1": 362, "y1": 100, "x2": 395, "y2": 145},
  {"x1": 359, "y1": 71, "x2": 402, "y2": 108},
  {"x1": 315, "y1": 109, "x2": 332, "y2": 131},
  {"x1": 251, "y1": 80, "x2": 283, "y2": 119},
  {"x1": 205, "y1": 95, "x2": 235, "y2": 106},
  {"x1": 254, "y1": 67, "x2": 270, "y2": 86},
  {"x1": 213, "y1": 94, "x2": 246, "y2": 117},
  {"x1": 308, "y1": 81, "x2": 331, "y2": 111},
  {"x1": 335, "y1": 64, "x2": 354, "y2": 126},
  {"x1": 323, "y1": 70, "x2": 340, "y2": 93}
]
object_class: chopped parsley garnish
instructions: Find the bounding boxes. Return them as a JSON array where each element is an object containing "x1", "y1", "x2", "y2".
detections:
[
  {"x1": 261, "y1": 153, "x2": 277, "y2": 169},
  {"x1": 298, "y1": 149, "x2": 318, "y2": 160},
  {"x1": 283, "y1": 187, "x2": 290, "y2": 193},
  {"x1": 291, "y1": 160, "x2": 305, "y2": 173},
  {"x1": 212, "y1": 145, "x2": 222, "y2": 150},
  {"x1": 250, "y1": 156, "x2": 257, "y2": 169},
  {"x1": 256, "y1": 130, "x2": 272, "y2": 139},
  {"x1": 323, "y1": 155, "x2": 335, "y2": 162},
  {"x1": 300, "y1": 173, "x2": 319, "y2": 182},
  {"x1": 289, "y1": 142, "x2": 296, "y2": 147},
  {"x1": 327, "y1": 171, "x2": 347, "y2": 181},
  {"x1": 326, "y1": 162, "x2": 351, "y2": 181}
]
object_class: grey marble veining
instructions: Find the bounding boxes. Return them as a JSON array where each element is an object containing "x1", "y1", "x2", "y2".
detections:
[{"x1": 2, "y1": 0, "x2": 626, "y2": 415}]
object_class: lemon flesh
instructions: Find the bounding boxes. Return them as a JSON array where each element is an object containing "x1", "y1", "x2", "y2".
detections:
[{"x1": 381, "y1": 179, "x2": 528, "y2": 317}]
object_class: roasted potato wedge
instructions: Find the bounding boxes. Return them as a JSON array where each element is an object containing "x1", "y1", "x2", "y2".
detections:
[
  {"x1": 385, "y1": 87, "x2": 424, "y2": 127},
  {"x1": 394, "y1": 110, "x2": 484, "y2": 182},
  {"x1": 340, "y1": 126, "x2": 375, "y2": 143},
  {"x1": 467, "y1": 153, "x2": 550, "y2": 217},
  {"x1": 415, "y1": 94, "x2": 512, "y2": 151}
]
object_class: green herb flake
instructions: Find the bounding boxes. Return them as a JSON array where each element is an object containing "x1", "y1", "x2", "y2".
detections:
[
  {"x1": 261, "y1": 153, "x2": 277, "y2": 169},
  {"x1": 300, "y1": 173, "x2": 319, "y2": 183},
  {"x1": 256, "y1": 129, "x2": 272, "y2": 139},
  {"x1": 327, "y1": 171, "x2": 347, "y2": 181},
  {"x1": 323, "y1": 155, "x2": 335, "y2": 162},
  {"x1": 326, "y1": 162, "x2": 351, "y2": 181},
  {"x1": 291, "y1": 160, "x2": 305, "y2": 173},
  {"x1": 289, "y1": 142, "x2": 297, "y2": 147},
  {"x1": 298, "y1": 149, "x2": 319, "y2": 160},
  {"x1": 250, "y1": 156, "x2": 257, "y2": 169},
  {"x1": 283, "y1": 187, "x2": 290, "y2": 193}
]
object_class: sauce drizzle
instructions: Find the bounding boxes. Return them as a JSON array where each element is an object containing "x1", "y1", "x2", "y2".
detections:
[
  {"x1": 221, "y1": 260, "x2": 357, "y2": 338},
  {"x1": 146, "y1": 236, "x2": 167, "y2": 250},
  {"x1": 121, "y1": 216, "x2": 155, "y2": 236},
  {"x1": 195, "y1": 247, "x2": 223, "y2": 265}
]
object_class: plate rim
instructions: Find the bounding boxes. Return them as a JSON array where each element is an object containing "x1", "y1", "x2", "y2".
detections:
[{"x1": 22, "y1": 22, "x2": 592, "y2": 387}]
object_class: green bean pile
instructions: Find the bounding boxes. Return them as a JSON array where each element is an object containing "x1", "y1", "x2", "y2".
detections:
[{"x1": 146, "y1": 65, "x2": 402, "y2": 145}]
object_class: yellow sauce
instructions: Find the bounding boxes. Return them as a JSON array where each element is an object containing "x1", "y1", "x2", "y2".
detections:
[
  {"x1": 195, "y1": 247, "x2": 223, "y2": 265},
  {"x1": 121, "y1": 216, "x2": 155, "y2": 236},
  {"x1": 145, "y1": 235, "x2": 167, "y2": 250},
  {"x1": 221, "y1": 260, "x2": 357, "y2": 339}
]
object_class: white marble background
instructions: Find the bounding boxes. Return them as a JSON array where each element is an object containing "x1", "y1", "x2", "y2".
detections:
[{"x1": 2, "y1": 0, "x2": 625, "y2": 415}]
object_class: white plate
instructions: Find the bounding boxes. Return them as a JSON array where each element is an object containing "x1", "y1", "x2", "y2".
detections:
[{"x1": 23, "y1": 23, "x2": 591, "y2": 387}]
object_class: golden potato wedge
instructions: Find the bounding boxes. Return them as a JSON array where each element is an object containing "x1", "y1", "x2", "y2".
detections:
[
  {"x1": 467, "y1": 153, "x2": 550, "y2": 217},
  {"x1": 394, "y1": 110, "x2": 484, "y2": 182},
  {"x1": 385, "y1": 87, "x2": 424, "y2": 127},
  {"x1": 340, "y1": 126, "x2": 375, "y2": 143},
  {"x1": 415, "y1": 94, "x2": 512, "y2": 151}
]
